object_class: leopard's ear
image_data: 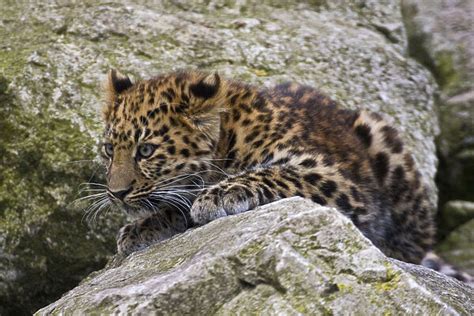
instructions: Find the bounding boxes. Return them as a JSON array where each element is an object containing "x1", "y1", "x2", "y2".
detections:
[
  {"x1": 184, "y1": 72, "x2": 225, "y2": 142},
  {"x1": 105, "y1": 69, "x2": 133, "y2": 98},
  {"x1": 189, "y1": 72, "x2": 221, "y2": 99},
  {"x1": 102, "y1": 69, "x2": 133, "y2": 120}
]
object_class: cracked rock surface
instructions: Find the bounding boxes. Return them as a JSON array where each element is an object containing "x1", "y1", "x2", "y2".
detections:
[
  {"x1": 37, "y1": 198, "x2": 474, "y2": 315},
  {"x1": 0, "y1": 1, "x2": 441, "y2": 314}
]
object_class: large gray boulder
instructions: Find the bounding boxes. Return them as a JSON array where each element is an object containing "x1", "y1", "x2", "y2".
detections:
[
  {"x1": 36, "y1": 198, "x2": 474, "y2": 315},
  {"x1": 437, "y1": 203, "x2": 474, "y2": 276},
  {"x1": 402, "y1": 0, "x2": 474, "y2": 206},
  {"x1": 401, "y1": 0, "x2": 474, "y2": 277},
  {"x1": 1, "y1": 1, "x2": 438, "y2": 314}
]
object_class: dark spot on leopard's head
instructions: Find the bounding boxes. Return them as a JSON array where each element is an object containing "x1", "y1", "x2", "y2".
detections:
[
  {"x1": 190, "y1": 73, "x2": 221, "y2": 99},
  {"x1": 109, "y1": 69, "x2": 133, "y2": 94}
]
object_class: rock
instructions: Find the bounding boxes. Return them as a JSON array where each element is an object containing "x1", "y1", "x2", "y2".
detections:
[
  {"x1": 402, "y1": 0, "x2": 474, "y2": 284},
  {"x1": 1, "y1": 1, "x2": 438, "y2": 313},
  {"x1": 401, "y1": 0, "x2": 473, "y2": 96},
  {"x1": 402, "y1": 0, "x2": 474, "y2": 206},
  {"x1": 437, "y1": 94, "x2": 474, "y2": 206},
  {"x1": 0, "y1": 68, "x2": 125, "y2": 315},
  {"x1": 437, "y1": 217, "x2": 474, "y2": 277},
  {"x1": 438, "y1": 200, "x2": 474, "y2": 236},
  {"x1": 36, "y1": 198, "x2": 474, "y2": 315}
]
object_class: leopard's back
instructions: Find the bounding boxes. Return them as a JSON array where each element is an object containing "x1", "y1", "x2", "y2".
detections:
[{"x1": 229, "y1": 81, "x2": 436, "y2": 262}]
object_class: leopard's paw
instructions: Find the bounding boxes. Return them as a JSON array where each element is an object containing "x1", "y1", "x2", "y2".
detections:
[
  {"x1": 116, "y1": 217, "x2": 172, "y2": 255},
  {"x1": 190, "y1": 184, "x2": 258, "y2": 225},
  {"x1": 116, "y1": 223, "x2": 149, "y2": 255}
]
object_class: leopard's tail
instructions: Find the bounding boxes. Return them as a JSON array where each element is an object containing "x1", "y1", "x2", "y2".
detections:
[
  {"x1": 351, "y1": 110, "x2": 435, "y2": 263},
  {"x1": 422, "y1": 251, "x2": 474, "y2": 287}
]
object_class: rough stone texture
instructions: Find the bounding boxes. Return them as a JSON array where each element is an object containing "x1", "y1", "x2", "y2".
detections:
[
  {"x1": 437, "y1": 217, "x2": 474, "y2": 277},
  {"x1": 1, "y1": 1, "x2": 439, "y2": 314},
  {"x1": 438, "y1": 200, "x2": 474, "y2": 236},
  {"x1": 437, "y1": 93, "x2": 474, "y2": 206},
  {"x1": 402, "y1": 0, "x2": 474, "y2": 207},
  {"x1": 402, "y1": 1, "x2": 474, "y2": 284},
  {"x1": 402, "y1": 0, "x2": 473, "y2": 96},
  {"x1": 0, "y1": 15, "x2": 125, "y2": 316},
  {"x1": 36, "y1": 198, "x2": 474, "y2": 315}
]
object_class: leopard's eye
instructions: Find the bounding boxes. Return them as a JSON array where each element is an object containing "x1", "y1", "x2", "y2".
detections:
[
  {"x1": 137, "y1": 143, "x2": 156, "y2": 159},
  {"x1": 103, "y1": 143, "x2": 114, "y2": 157}
]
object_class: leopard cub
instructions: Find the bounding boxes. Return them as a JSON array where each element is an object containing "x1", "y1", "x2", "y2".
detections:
[{"x1": 100, "y1": 69, "x2": 434, "y2": 265}]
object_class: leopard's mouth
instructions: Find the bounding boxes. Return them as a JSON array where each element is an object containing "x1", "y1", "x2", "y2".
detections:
[
  {"x1": 110, "y1": 193, "x2": 189, "y2": 219},
  {"x1": 107, "y1": 195, "x2": 147, "y2": 216},
  {"x1": 106, "y1": 176, "x2": 205, "y2": 217}
]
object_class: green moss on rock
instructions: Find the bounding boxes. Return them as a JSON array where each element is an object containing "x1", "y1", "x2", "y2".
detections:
[
  {"x1": 437, "y1": 218, "x2": 474, "y2": 276},
  {"x1": 402, "y1": 1, "x2": 474, "y2": 226},
  {"x1": 0, "y1": 73, "x2": 124, "y2": 315},
  {"x1": 36, "y1": 198, "x2": 474, "y2": 315},
  {"x1": 0, "y1": 0, "x2": 441, "y2": 314},
  {"x1": 435, "y1": 51, "x2": 461, "y2": 93}
]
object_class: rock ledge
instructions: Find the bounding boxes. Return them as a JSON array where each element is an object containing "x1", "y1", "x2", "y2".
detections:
[{"x1": 37, "y1": 198, "x2": 473, "y2": 315}]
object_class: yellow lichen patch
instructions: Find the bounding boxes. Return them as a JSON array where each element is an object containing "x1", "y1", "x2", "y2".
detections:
[{"x1": 253, "y1": 69, "x2": 268, "y2": 77}]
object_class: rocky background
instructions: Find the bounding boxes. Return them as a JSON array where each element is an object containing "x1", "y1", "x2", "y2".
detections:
[
  {"x1": 0, "y1": 0, "x2": 472, "y2": 315},
  {"x1": 37, "y1": 198, "x2": 474, "y2": 315},
  {"x1": 401, "y1": 0, "x2": 474, "y2": 276}
]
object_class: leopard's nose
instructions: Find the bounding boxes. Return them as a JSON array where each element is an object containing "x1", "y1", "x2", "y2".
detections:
[{"x1": 109, "y1": 187, "x2": 132, "y2": 201}]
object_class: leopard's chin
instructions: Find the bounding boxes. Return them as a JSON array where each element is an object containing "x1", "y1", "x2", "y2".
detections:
[{"x1": 110, "y1": 199, "x2": 152, "y2": 218}]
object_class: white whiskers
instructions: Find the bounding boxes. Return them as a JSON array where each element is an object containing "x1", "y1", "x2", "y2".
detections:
[
  {"x1": 75, "y1": 162, "x2": 234, "y2": 226},
  {"x1": 73, "y1": 182, "x2": 112, "y2": 225}
]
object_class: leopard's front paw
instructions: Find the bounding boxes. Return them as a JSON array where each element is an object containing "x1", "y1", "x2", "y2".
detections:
[
  {"x1": 116, "y1": 223, "x2": 151, "y2": 256},
  {"x1": 190, "y1": 184, "x2": 258, "y2": 225},
  {"x1": 116, "y1": 217, "x2": 172, "y2": 256},
  {"x1": 190, "y1": 190, "x2": 227, "y2": 225}
]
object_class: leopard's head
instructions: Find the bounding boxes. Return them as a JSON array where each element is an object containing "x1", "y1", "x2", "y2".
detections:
[{"x1": 100, "y1": 69, "x2": 225, "y2": 216}]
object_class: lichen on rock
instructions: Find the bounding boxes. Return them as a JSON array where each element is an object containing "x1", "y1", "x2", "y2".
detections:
[
  {"x1": 0, "y1": 0, "x2": 443, "y2": 314},
  {"x1": 402, "y1": 0, "x2": 474, "y2": 208},
  {"x1": 36, "y1": 198, "x2": 474, "y2": 315},
  {"x1": 437, "y1": 214, "x2": 474, "y2": 277}
]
